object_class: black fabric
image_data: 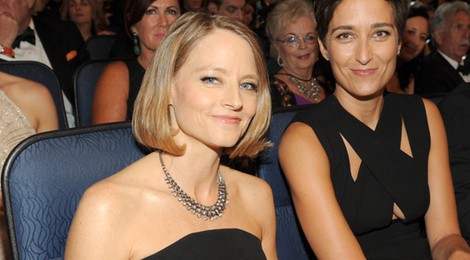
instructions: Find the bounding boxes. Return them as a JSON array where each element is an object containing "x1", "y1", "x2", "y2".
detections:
[
  {"x1": 291, "y1": 93, "x2": 431, "y2": 258},
  {"x1": 439, "y1": 83, "x2": 470, "y2": 244},
  {"x1": 124, "y1": 58, "x2": 145, "y2": 120},
  {"x1": 33, "y1": 16, "x2": 89, "y2": 105},
  {"x1": 142, "y1": 229, "x2": 266, "y2": 260},
  {"x1": 415, "y1": 51, "x2": 464, "y2": 96},
  {"x1": 458, "y1": 64, "x2": 470, "y2": 76},
  {"x1": 12, "y1": 27, "x2": 35, "y2": 48}
]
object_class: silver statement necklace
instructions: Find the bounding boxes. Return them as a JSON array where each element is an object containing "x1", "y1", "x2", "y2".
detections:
[
  {"x1": 287, "y1": 74, "x2": 321, "y2": 102},
  {"x1": 159, "y1": 152, "x2": 228, "y2": 221}
]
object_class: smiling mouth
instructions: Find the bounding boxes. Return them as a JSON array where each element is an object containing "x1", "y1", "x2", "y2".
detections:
[
  {"x1": 298, "y1": 54, "x2": 311, "y2": 59},
  {"x1": 404, "y1": 45, "x2": 417, "y2": 53},
  {"x1": 351, "y1": 69, "x2": 376, "y2": 76},
  {"x1": 213, "y1": 116, "x2": 241, "y2": 124}
]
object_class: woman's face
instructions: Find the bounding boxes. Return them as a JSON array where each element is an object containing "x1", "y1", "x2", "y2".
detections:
[
  {"x1": 170, "y1": 29, "x2": 258, "y2": 150},
  {"x1": 399, "y1": 16, "x2": 429, "y2": 62},
  {"x1": 132, "y1": 0, "x2": 181, "y2": 53},
  {"x1": 277, "y1": 16, "x2": 319, "y2": 73},
  {"x1": 320, "y1": 0, "x2": 399, "y2": 98},
  {"x1": 69, "y1": 0, "x2": 93, "y2": 25}
]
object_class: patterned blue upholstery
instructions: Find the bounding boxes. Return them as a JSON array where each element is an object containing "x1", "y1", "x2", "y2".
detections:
[
  {"x1": 73, "y1": 59, "x2": 113, "y2": 127},
  {"x1": 1, "y1": 122, "x2": 145, "y2": 260},
  {"x1": 258, "y1": 105, "x2": 316, "y2": 260}
]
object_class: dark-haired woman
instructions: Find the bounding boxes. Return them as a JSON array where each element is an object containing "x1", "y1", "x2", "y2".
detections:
[
  {"x1": 279, "y1": 0, "x2": 470, "y2": 258},
  {"x1": 92, "y1": 0, "x2": 181, "y2": 124}
]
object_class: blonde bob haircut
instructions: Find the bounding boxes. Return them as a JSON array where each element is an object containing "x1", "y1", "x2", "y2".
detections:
[{"x1": 132, "y1": 12, "x2": 271, "y2": 159}]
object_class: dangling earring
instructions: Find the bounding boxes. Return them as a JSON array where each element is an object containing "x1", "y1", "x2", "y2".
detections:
[
  {"x1": 277, "y1": 55, "x2": 284, "y2": 67},
  {"x1": 132, "y1": 32, "x2": 140, "y2": 56}
]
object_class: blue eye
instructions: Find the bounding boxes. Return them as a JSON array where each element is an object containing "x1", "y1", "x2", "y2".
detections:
[
  {"x1": 240, "y1": 82, "x2": 257, "y2": 91},
  {"x1": 201, "y1": 77, "x2": 218, "y2": 84}
]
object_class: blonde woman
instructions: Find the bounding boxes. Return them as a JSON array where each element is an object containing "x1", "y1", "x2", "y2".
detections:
[{"x1": 65, "y1": 13, "x2": 277, "y2": 259}]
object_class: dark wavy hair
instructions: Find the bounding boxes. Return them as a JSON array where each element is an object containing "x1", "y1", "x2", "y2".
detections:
[{"x1": 314, "y1": 0, "x2": 409, "y2": 45}]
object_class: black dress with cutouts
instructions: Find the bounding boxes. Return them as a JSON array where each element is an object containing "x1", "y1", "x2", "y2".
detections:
[{"x1": 292, "y1": 93, "x2": 432, "y2": 259}]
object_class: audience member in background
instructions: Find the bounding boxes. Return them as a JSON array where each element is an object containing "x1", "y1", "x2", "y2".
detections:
[
  {"x1": 0, "y1": 0, "x2": 88, "y2": 127},
  {"x1": 40, "y1": 0, "x2": 63, "y2": 19},
  {"x1": 60, "y1": 0, "x2": 115, "y2": 41},
  {"x1": 100, "y1": 0, "x2": 126, "y2": 34},
  {"x1": 65, "y1": 12, "x2": 276, "y2": 259},
  {"x1": 92, "y1": 0, "x2": 181, "y2": 124},
  {"x1": 0, "y1": 71, "x2": 58, "y2": 260},
  {"x1": 438, "y1": 82, "x2": 470, "y2": 245},
  {"x1": 415, "y1": 1, "x2": 470, "y2": 97},
  {"x1": 279, "y1": 0, "x2": 470, "y2": 258},
  {"x1": 386, "y1": 1, "x2": 430, "y2": 94},
  {"x1": 207, "y1": 0, "x2": 245, "y2": 22},
  {"x1": 33, "y1": 0, "x2": 49, "y2": 15},
  {"x1": 253, "y1": 0, "x2": 273, "y2": 30},
  {"x1": 243, "y1": 0, "x2": 255, "y2": 27},
  {"x1": 265, "y1": 0, "x2": 328, "y2": 109},
  {"x1": 180, "y1": 0, "x2": 203, "y2": 12}
]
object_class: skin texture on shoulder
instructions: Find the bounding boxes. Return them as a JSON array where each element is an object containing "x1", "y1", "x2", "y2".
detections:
[
  {"x1": 0, "y1": 72, "x2": 58, "y2": 132},
  {"x1": 279, "y1": 119, "x2": 365, "y2": 259},
  {"x1": 92, "y1": 60, "x2": 130, "y2": 124}
]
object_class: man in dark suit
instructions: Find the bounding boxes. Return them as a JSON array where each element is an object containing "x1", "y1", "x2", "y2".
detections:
[
  {"x1": 438, "y1": 82, "x2": 470, "y2": 244},
  {"x1": 415, "y1": 1, "x2": 470, "y2": 97},
  {"x1": 0, "y1": 0, "x2": 88, "y2": 127}
]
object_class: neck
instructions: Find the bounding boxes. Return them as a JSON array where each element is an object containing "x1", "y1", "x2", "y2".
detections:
[
  {"x1": 160, "y1": 147, "x2": 221, "y2": 187},
  {"x1": 334, "y1": 88, "x2": 385, "y2": 130},
  {"x1": 76, "y1": 22, "x2": 92, "y2": 41},
  {"x1": 20, "y1": 17, "x2": 33, "y2": 35},
  {"x1": 280, "y1": 67, "x2": 313, "y2": 81},
  {"x1": 137, "y1": 50, "x2": 154, "y2": 69}
]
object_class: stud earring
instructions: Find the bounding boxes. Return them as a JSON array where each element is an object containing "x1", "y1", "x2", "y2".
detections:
[{"x1": 132, "y1": 32, "x2": 140, "y2": 56}]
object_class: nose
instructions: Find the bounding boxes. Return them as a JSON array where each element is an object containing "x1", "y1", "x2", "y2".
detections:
[
  {"x1": 222, "y1": 84, "x2": 243, "y2": 110},
  {"x1": 355, "y1": 38, "x2": 373, "y2": 65},
  {"x1": 298, "y1": 37, "x2": 307, "y2": 49},
  {"x1": 409, "y1": 34, "x2": 420, "y2": 47},
  {"x1": 464, "y1": 27, "x2": 470, "y2": 39},
  {"x1": 158, "y1": 13, "x2": 169, "y2": 27},
  {"x1": 234, "y1": 9, "x2": 244, "y2": 22}
]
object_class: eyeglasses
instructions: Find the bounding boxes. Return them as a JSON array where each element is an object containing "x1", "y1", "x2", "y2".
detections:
[{"x1": 278, "y1": 33, "x2": 318, "y2": 48}]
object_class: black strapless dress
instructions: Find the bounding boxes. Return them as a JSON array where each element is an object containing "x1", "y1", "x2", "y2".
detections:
[{"x1": 142, "y1": 228, "x2": 266, "y2": 260}]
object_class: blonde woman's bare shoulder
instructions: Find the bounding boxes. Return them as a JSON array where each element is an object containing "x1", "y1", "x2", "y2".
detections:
[
  {"x1": 80, "y1": 153, "x2": 163, "y2": 215},
  {"x1": 221, "y1": 165, "x2": 274, "y2": 207}
]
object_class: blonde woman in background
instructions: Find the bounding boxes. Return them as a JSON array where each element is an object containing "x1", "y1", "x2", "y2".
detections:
[{"x1": 60, "y1": 0, "x2": 115, "y2": 41}]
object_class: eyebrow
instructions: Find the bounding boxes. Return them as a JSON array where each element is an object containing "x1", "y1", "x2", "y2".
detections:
[
  {"x1": 198, "y1": 67, "x2": 259, "y2": 81},
  {"x1": 331, "y1": 22, "x2": 394, "y2": 34}
]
